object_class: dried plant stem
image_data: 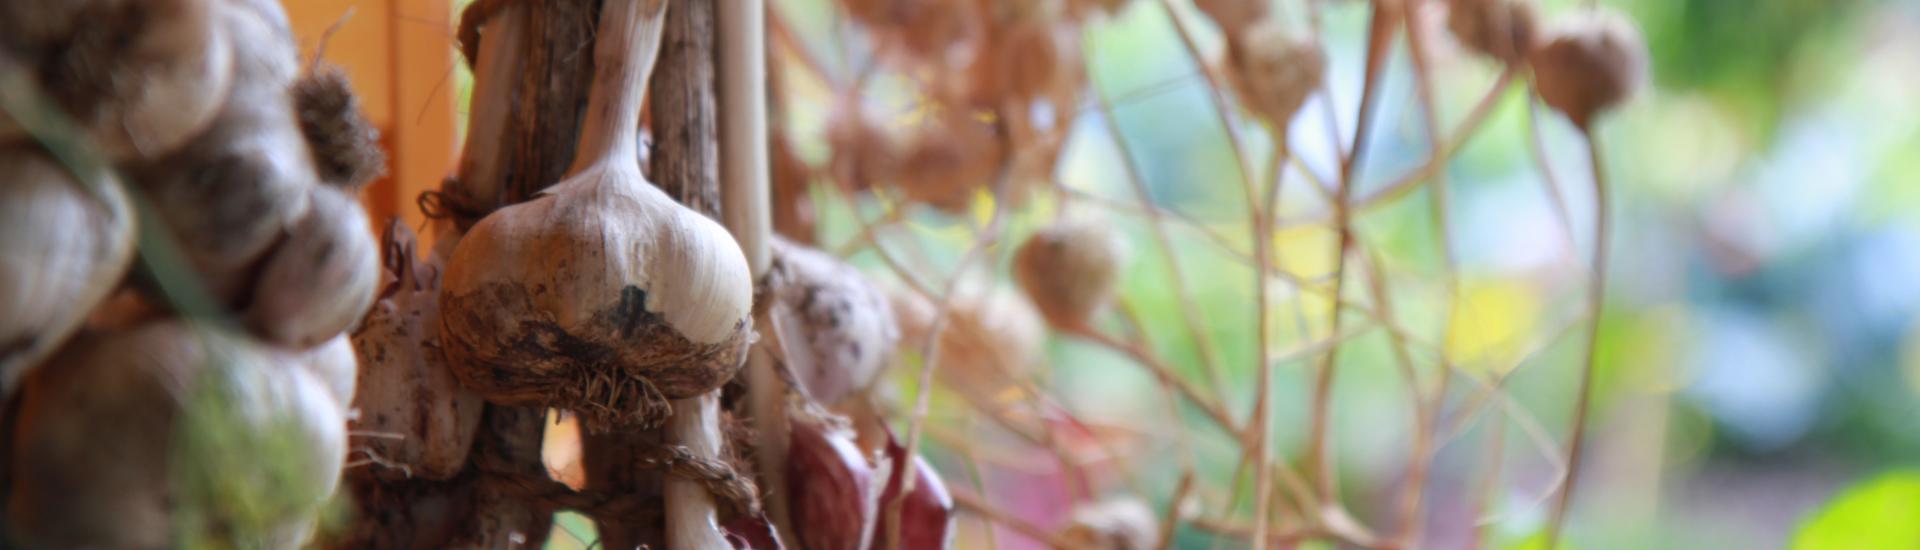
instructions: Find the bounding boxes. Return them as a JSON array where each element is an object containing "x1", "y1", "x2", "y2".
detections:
[
  {"x1": 1344, "y1": 68, "x2": 1519, "y2": 216},
  {"x1": 1466, "y1": 414, "x2": 1508, "y2": 549},
  {"x1": 1248, "y1": 136, "x2": 1288, "y2": 550},
  {"x1": 1526, "y1": 84, "x2": 1579, "y2": 255},
  {"x1": 1086, "y1": 46, "x2": 1229, "y2": 404},
  {"x1": 1159, "y1": 471, "x2": 1197, "y2": 550},
  {"x1": 1545, "y1": 126, "x2": 1612, "y2": 549},
  {"x1": 951, "y1": 488, "x2": 1062, "y2": 546}
]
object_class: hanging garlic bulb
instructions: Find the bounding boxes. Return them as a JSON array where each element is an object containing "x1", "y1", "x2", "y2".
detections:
[
  {"x1": 245, "y1": 184, "x2": 381, "y2": 349},
  {"x1": 1013, "y1": 219, "x2": 1130, "y2": 331},
  {"x1": 4, "y1": 321, "x2": 348, "y2": 549},
  {"x1": 350, "y1": 222, "x2": 483, "y2": 480},
  {"x1": 768, "y1": 236, "x2": 899, "y2": 406},
  {"x1": 127, "y1": 1, "x2": 312, "y2": 303},
  {"x1": 0, "y1": 147, "x2": 136, "y2": 399},
  {"x1": 439, "y1": 0, "x2": 753, "y2": 429},
  {"x1": 0, "y1": 0, "x2": 234, "y2": 160}
]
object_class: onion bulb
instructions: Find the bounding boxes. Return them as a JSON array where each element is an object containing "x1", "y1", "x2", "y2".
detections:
[
  {"x1": 439, "y1": 0, "x2": 752, "y2": 429},
  {"x1": 0, "y1": 147, "x2": 136, "y2": 399}
]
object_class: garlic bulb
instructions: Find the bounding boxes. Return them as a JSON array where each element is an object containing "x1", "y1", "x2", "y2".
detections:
[
  {"x1": 889, "y1": 281, "x2": 1045, "y2": 398},
  {"x1": 0, "y1": 147, "x2": 136, "y2": 399},
  {"x1": 1530, "y1": 9, "x2": 1648, "y2": 129},
  {"x1": 0, "y1": 0, "x2": 234, "y2": 160},
  {"x1": 1447, "y1": 0, "x2": 1539, "y2": 65},
  {"x1": 440, "y1": 0, "x2": 753, "y2": 429},
  {"x1": 4, "y1": 321, "x2": 347, "y2": 549},
  {"x1": 769, "y1": 237, "x2": 900, "y2": 406},
  {"x1": 1054, "y1": 497, "x2": 1159, "y2": 550},
  {"x1": 787, "y1": 409, "x2": 880, "y2": 550},
  {"x1": 245, "y1": 184, "x2": 381, "y2": 349},
  {"x1": 127, "y1": 2, "x2": 311, "y2": 303},
  {"x1": 1013, "y1": 219, "x2": 1129, "y2": 330},
  {"x1": 350, "y1": 222, "x2": 484, "y2": 480},
  {"x1": 1223, "y1": 19, "x2": 1326, "y2": 128},
  {"x1": 300, "y1": 333, "x2": 359, "y2": 412}
]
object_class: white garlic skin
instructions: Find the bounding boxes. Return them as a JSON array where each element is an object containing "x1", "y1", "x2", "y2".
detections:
[
  {"x1": 246, "y1": 185, "x2": 381, "y2": 349},
  {"x1": 4, "y1": 322, "x2": 348, "y2": 549},
  {"x1": 0, "y1": 147, "x2": 136, "y2": 399},
  {"x1": 769, "y1": 236, "x2": 900, "y2": 405}
]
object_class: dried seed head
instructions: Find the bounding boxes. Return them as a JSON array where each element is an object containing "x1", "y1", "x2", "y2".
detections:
[
  {"x1": 6, "y1": 322, "x2": 348, "y2": 549},
  {"x1": 293, "y1": 64, "x2": 388, "y2": 190},
  {"x1": 1055, "y1": 497, "x2": 1159, "y2": 550},
  {"x1": 896, "y1": 110, "x2": 1004, "y2": 214},
  {"x1": 246, "y1": 185, "x2": 381, "y2": 349},
  {"x1": 768, "y1": 237, "x2": 901, "y2": 406},
  {"x1": 787, "y1": 408, "x2": 880, "y2": 550},
  {"x1": 969, "y1": 20, "x2": 1060, "y2": 104},
  {"x1": 1224, "y1": 20, "x2": 1326, "y2": 128},
  {"x1": 0, "y1": 147, "x2": 136, "y2": 399},
  {"x1": 1196, "y1": 0, "x2": 1269, "y2": 38},
  {"x1": 897, "y1": 0, "x2": 974, "y2": 62},
  {"x1": 825, "y1": 101, "x2": 900, "y2": 193},
  {"x1": 439, "y1": 0, "x2": 750, "y2": 429},
  {"x1": 1446, "y1": 0, "x2": 1539, "y2": 64},
  {"x1": 348, "y1": 222, "x2": 484, "y2": 480},
  {"x1": 1529, "y1": 9, "x2": 1648, "y2": 129},
  {"x1": 0, "y1": 0, "x2": 233, "y2": 161},
  {"x1": 1013, "y1": 219, "x2": 1130, "y2": 330},
  {"x1": 889, "y1": 280, "x2": 1045, "y2": 398},
  {"x1": 128, "y1": 2, "x2": 312, "y2": 303}
]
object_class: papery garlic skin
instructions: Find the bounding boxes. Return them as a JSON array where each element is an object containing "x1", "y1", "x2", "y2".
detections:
[
  {"x1": 0, "y1": 147, "x2": 136, "y2": 398},
  {"x1": 247, "y1": 185, "x2": 381, "y2": 349},
  {"x1": 769, "y1": 236, "x2": 899, "y2": 405}
]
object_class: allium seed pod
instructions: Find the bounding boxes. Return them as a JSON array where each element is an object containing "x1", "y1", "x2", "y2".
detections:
[
  {"x1": 1446, "y1": 0, "x2": 1539, "y2": 65},
  {"x1": 788, "y1": 409, "x2": 880, "y2": 550},
  {"x1": 439, "y1": 0, "x2": 752, "y2": 429},
  {"x1": 889, "y1": 281, "x2": 1045, "y2": 398},
  {"x1": 0, "y1": 0, "x2": 233, "y2": 161},
  {"x1": 896, "y1": 111, "x2": 1004, "y2": 214},
  {"x1": 5, "y1": 322, "x2": 348, "y2": 549},
  {"x1": 0, "y1": 147, "x2": 136, "y2": 398},
  {"x1": 293, "y1": 64, "x2": 388, "y2": 190},
  {"x1": 1529, "y1": 9, "x2": 1648, "y2": 129},
  {"x1": 246, "y1": 185, "x2": 381, "y2": 349},
  {"x1": 1195, "y1": 0, "x2": 1269, "y2": 38},
  {"x1": 1224, "y1": 20, "x2": 1326, "y2": 128},
  {"x1": 1013, "y1": 219, "x2": 1129, "y2": 330},
  {"x1": 969, "y1": 20, "x2": 1060, "y2": 104},
  {"x1": 300, "y1": 333, "x2": 359, "y2": 412},
  {"x1": 1054, "y1": 497, "x2": 1159, "y2": 550},
  {"x1": 349, "y1": 222, "x2": 484, "y2": 480},
  {"x1": 769, "y1": 237, "x2": 901, "y2": 406},
  {"x1": 128, "y1": 3, "x2": 312, "y2": 303},
  {"x1": 877, "y1": 426, "x2": 956, "y2": 550}
]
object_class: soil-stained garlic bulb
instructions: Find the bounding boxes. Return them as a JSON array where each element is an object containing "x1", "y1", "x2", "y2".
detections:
[
  {"x1": 0, "y1": 147, "x2": 136, "y2": 398},
  {"x1": 440, "y1": 0, "x2": 753, "y2": 429},
  {"x1": 350, "y1": 222, "x2": 484, "y2": 480},
  {"x1": 1054, "y1": 497, "x2": 1159, "y2": 550},
  {"x1": 245, "y1": 185, "x2": 381, "y2": 349},
  {"x1": 1447, "y1": 0, "x2": 1539, "y2": 65},
  {"x1": 1013, "y1": 220, "x2": 1129, "y2": 330},
  {"x1": 5, "y1": 322, "x2": 348, "y2": 549},
  {"x1": 128, "y1": 2, "x2": 312, "y2": 303},
  {"x1": 293, "y1": 64, "x2": 388, "y2": 189},
  {"x1": 768, "y1": 237, "x2": 900, "y2": 405},
  {"x1": 1529, "y1": 9, "x2": 1648, "y2": 129},
  {"x1": 0, "y1": 0, "x2": 233, "y2": 160},
  {"x1": 889, "y1": 281, "x2": 1045, "y2": 398},
  {"x1": 1224, "y1": 19, "x2": 1326, "y2": 129}
]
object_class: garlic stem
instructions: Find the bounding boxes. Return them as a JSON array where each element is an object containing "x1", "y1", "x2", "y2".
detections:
[
  {"x1": 449, "y1": 2, "x2": 526, "y2": 222},
  {"x1": 574, "y1": 0, "x2": 667, "y2": 175},
  {"x1": 717, "y1": 0, "x2": 791, "y2": 544}
]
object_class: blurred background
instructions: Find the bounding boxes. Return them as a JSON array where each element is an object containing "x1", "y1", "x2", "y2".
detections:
[{"x1": 301, "y1": 0, "x2": 1920, "y2": 547}]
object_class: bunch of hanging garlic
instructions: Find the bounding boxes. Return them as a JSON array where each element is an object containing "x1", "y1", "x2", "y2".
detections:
[{"x1": 0, "y1": 0, "x2": 386, "y2": 547}]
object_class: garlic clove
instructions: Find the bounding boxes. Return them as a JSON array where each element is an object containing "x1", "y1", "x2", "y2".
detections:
[
  {"x1": 0, "y1": 147, "x2": 136, "y2": 399},
  {"x1": 0, "y1": 0, "x2": 235, "y2": 161},
  {"x1": 4, "y1": 321, "x2": 348, "y2": 548},
  {"x1": 768, "y1": 236, "x2": 900, "y2": 406},
  {"x1": 1013, "y1": 219, "x2": 1130, "y2": 331},
  {"x1": 349, "y1": 222, "x2": 485, "y2": 480},
  {"x1": 787, "y1": 409, "x2": 878, "y2": 550},
  {"x1": 1054, "y1": 497, "x2": 1159, "y2": 550},
  {"x1": 245, "y1": 184, "x2": 381, "y2": 349},
  {"x1": 1529, "y1": 9, "x2": 1648, "y2": 130}
]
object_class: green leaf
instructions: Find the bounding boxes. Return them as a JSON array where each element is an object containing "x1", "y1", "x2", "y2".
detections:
[{"x1": 1791, "y1": 471, "x2": 1920, "y2": 550}]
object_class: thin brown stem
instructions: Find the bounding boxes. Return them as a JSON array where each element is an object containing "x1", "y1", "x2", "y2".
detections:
[{"x1": 1545, "y1": 126, "x2": 1612, "y2": 549}]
